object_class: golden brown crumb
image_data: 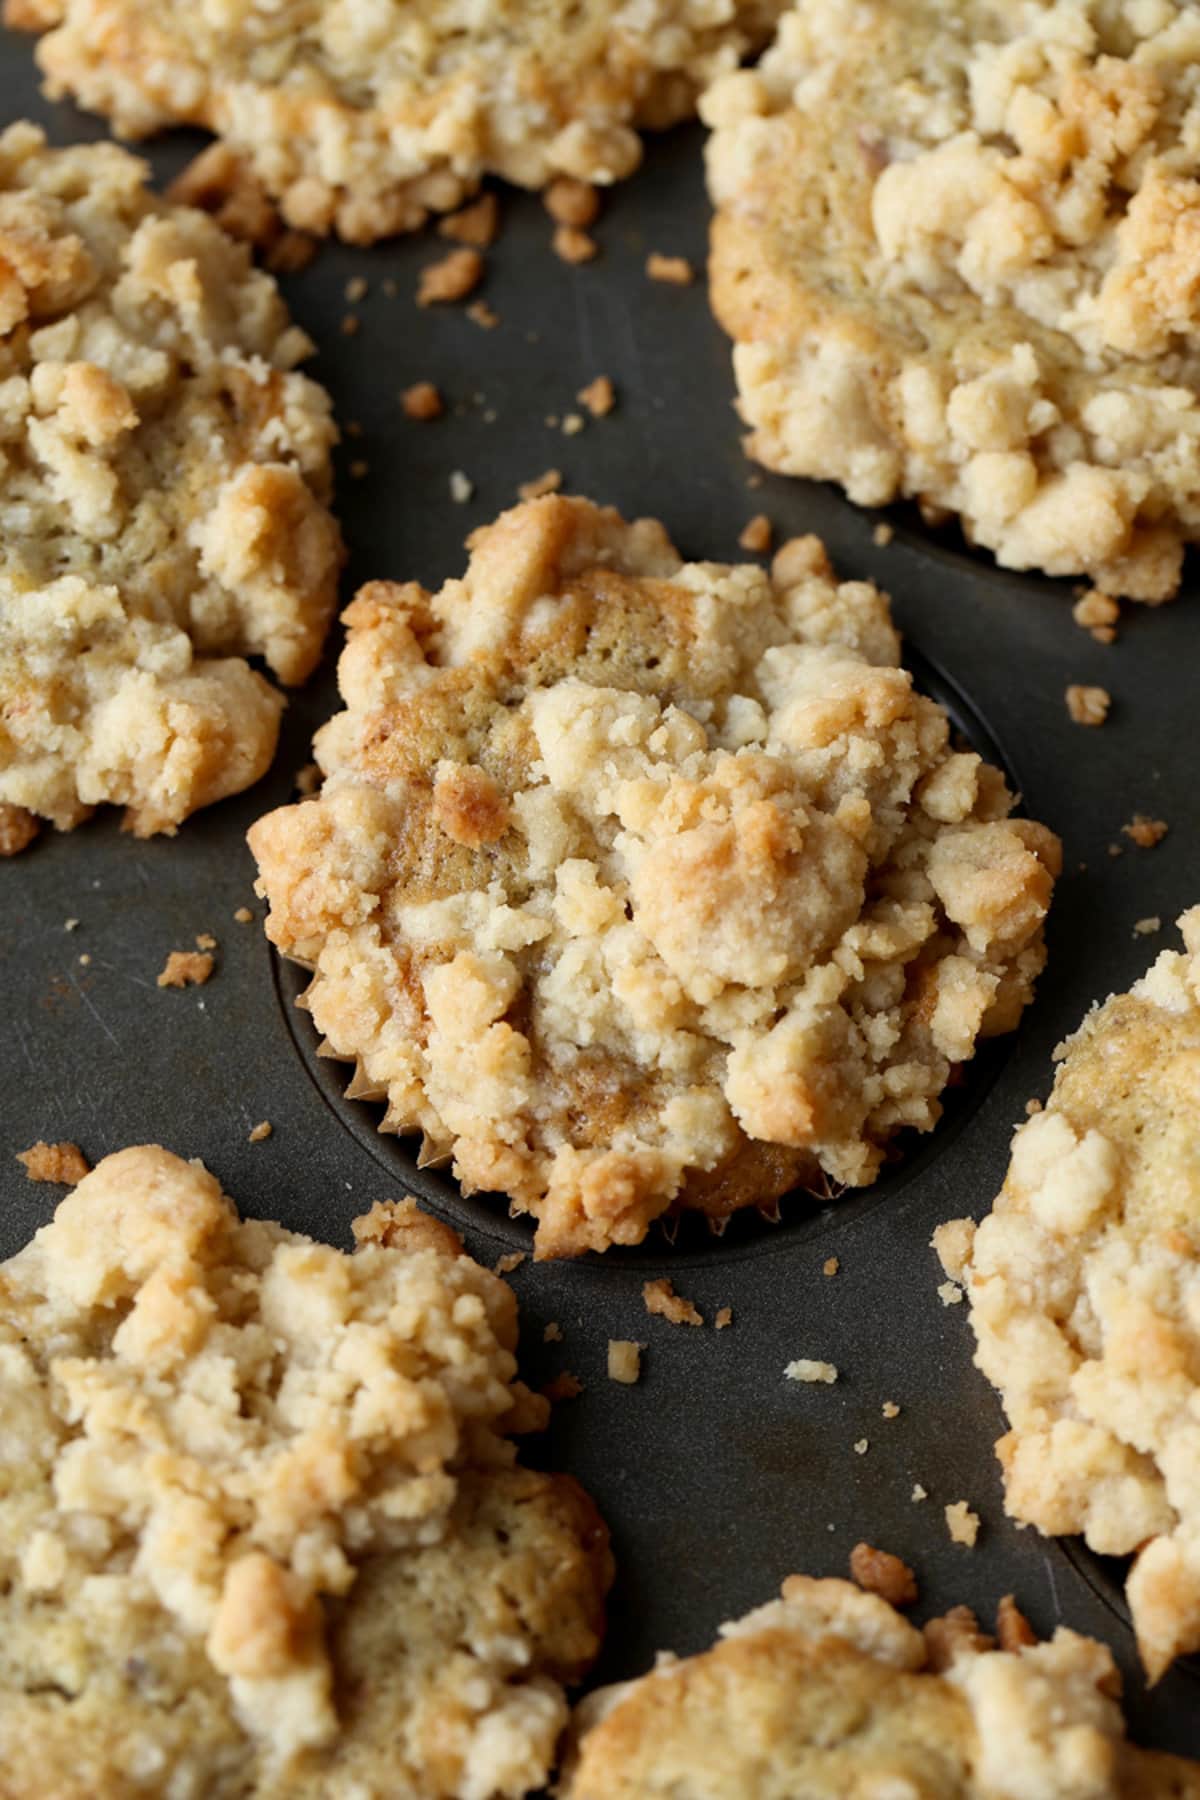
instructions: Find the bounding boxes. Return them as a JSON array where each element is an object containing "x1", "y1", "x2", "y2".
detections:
[
  {"x1": 561, "y1": 412, "x2": 585, "y2": 436},
  {"x1": 1123, "y1": 814, "x2": 1169, "y2": 848},
  {"x1": 439, "y1": 193, "x2": 500, "y2": 247},
  {"x1": 295, "y1": 763, "x2": 321, "y2": 796},
  {"x1": 912, "y1": 1484, "x2": 928, "y2": 1502},
  {"x1": 349, "y1": 1196, "x2": 463, "y2": 1258},
  {"x1": 642, "y1": 1277, "x2": 703, "y2": 1327},
  {"x1": 195, "y1": 932, "x2": 217, "y2": 951},
  {"x1": 823, "y1": 1256, "x2": 840, "y2": 1277},
  {"x1": 166, "y1": 143, "x2": 279, "y2": 248},
  {"x1": 341, "y1": 314, "x2": 360, "y2": 336},
  {"x1": 1073, "y1": 591, "x2": 1120, "y2": 631},
  {"x1": 401, "y1": 381, "x2": 444, "y2": 421},
  {"x1": 1065, "y1": 684, "x2": 1111, "y2": 727},
  {"x1": 578, "y1": 376, "x2": 615, "y2": 418},
  {"x1": 417, "y1": 248, "x2": 484, "y2": 306},
  {"x1": 714, "y1": 1306, "x2": 733, "y2": 1330},
  {"x1": 543, "y1": 1322, "x2": 563, "y2": 1344},
  {"x1": 544, "y1": 178, "x2": 600, "y2": 229},
  {"x1": 265, "y1": 230, "x2": 316, "y2": 274},
  {"x1": 996, "y1": 1594, "x2": 1038, "y2": 1653},
  {"x1": 543, "y1": 1371, "x2": 583, "y2": 1402},
  {"x1": 945, "y1": 1501, "x2": 980, "y2": 1548},
  {"x1": 924, "y1": 1607, "x2": 993, "y2": 1673},
  {"x1": 234, "y1": 906, "x2": 254, "y2": 924},
  {"x1": 849, "y1": 1542, "x2": 918, "y2": 1608},
  {"x1": 0, "y1": 803, "x2": 38, "y2": 855},
  {"x1": 16, "y1": 1141, "x2": 90, "y2": 1184},
  {"x1": 467, "y1": 299, "x2": 500, "y2": 329},
  {"x1": 344, "y1": 276, "x2": 368, "y2": 303},
  {"x1": 607, "y1": 1340, "x2": 642, "y2": 1384},
  {"x1": 494, "y1": 1251, "x2": 526, "y2": 1275},
  {"x1": 738, "y1": 513, "x2": 773, "y2": 554},
  {"x1": 873, "y1": 521, "x2": 894, "y2": 547},
  {"x1": 157, "y1": 950, "x2": 214, "y2": 988},
  {"x1": 553, "y1": 224, "x2": 598, "y2": 264},
  {"x1": 517, "y1": 469, "x2": 564, "y2": 502},
  {"x1": 882, "y1": 1401, "x2": 900, "y2": 1419},
  {"x1": 247, "y1": 1120, "x2": 272, "y2": 1143},
  {"x1": 646, "y1": 252, "x2": 694, "y2": 285}
]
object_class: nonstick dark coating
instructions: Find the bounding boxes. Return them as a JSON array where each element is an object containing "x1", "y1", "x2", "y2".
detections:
[{"x1": 2, "y1": 32, "x2": 1199, "y2": 1760}]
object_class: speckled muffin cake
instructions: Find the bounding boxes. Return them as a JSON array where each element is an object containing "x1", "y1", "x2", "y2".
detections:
[
  {"x1": 249, "y1": 494, "x2": 1060, "y2": 1258},
  {"x1": 938, "y1": 909, "x2": 1200, "y2": 1685},
  {"x1": 565, "y1": 1574, "x2": 1200, "y2": 1798},
  {"x1": 0, "y1": 125, "x2": 342, "y2": 856},
  {"x1": 9, "y1": 0, "x2": 785, "y2": 243},
  {"x1": 0, "y1": 1145, "x2": 611, "y2": 1797},
  {"x1": 704, "y1": 0, "x2": 1200, "y2": 602}
]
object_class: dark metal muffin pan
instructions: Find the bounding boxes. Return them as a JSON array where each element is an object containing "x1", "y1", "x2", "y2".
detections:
[{"x1": 3, "y1": 33, "x2": 1199, "y2": 1761}]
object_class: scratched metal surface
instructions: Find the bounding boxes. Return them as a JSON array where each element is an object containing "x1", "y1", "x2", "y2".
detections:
[{"x1": 2, "y1": 29, "x2": 1200, "y2": 1761}]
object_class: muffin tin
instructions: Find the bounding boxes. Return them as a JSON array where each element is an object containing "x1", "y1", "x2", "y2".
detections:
[{"x1": 3, "y1": 37, "x2": 1199, "y2": 1761}]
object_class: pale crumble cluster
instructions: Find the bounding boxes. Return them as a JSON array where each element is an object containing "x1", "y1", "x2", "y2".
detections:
[
  {"x1": 564, "y1": 1575, "x2": 1200, "y2": 1797},
  {"x1": 705, "y1": 0, "x2": 1200, "y2": 601},
  {"x1": 0, "y1": 1146, "x2": 611, "y2": 1797},
  {"x1": 938, "y1": 909, "x2": 1200, "y2": 1683},
  {"x1": 11, "y1": 0, "x2": 784, "y2": 244},
  {"x1": 0, "y1": 125, "x2": 342, "y2": 850},
  {"x1": 249, "y1": 495, "x2": 1060, "y2": 1259}
]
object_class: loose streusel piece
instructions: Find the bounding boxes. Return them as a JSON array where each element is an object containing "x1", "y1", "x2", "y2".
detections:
[
  {"x1": 0, "y1": 1148, "x2": 612, "y2": 1798},
  {"x1": 15, "y1": 1140, "x2": 89, "y2": 1183},
  {"x1": 401, "y1": 382, "x2": 444, "y2": 422},
  {"x1": 646, "y1": 252, "x2": 694, "y2": 286},
  {"x1": 705, "y1": 0, "x2": 1200, "y2": 602},
  {"x1": 578, "y1": 376, "x2": 616, "y2": 417},
  {"x1": 1123, "y1": 814, "x2": 1169, "y2": 848},
  {"x1": 941, "y1": 909, "x2": 1200, "y2": 1680},
  {"x1": 849, "y1": 1543, "x2": 917, "y2": 1608},
  {"x1": 1066, "y1": 684, "x2": 1111, "y2": 727},
  {"x1": 249, "y1": 496, "x2": 1059, "y2": 1258},
  {"x1": 607, "y1": 1340, "x2": 642, "y2": 1384},
  {"x1": 157, "y1": 949, "x2": 214, "y2": 988},
  {"x1": 945, "y1": 1502, "x2": 981, "y2": 1549},
  {"x1": 554, "y1": 225, "x2": 599, "y2": 264},
  {"x1": 642, "y1": 1278, "x2": 703, "y2": 1327},
  {"x1": 417, "y1": 248, "x2": 484, "y2": 306},
  {"x1": 0, "y1": 126, "x2": 342, "y2": 848}
]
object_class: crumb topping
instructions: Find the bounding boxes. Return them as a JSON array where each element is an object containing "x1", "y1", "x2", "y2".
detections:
[{"x1": 16, "y1": 1140, "x2": 89, "y2": 1183}]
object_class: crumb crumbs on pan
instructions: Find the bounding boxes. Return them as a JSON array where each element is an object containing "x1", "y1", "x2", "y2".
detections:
[
  {"x1": 493, "y1": 1251, "x2": 526, "y2": 1274},
  {"x1": 997, "y1": 1595, "x2": 1038, "y2": 1652},
  {"x1": 912, "y1": 1484, "x2": 928, "y2": 1502},
  {"x1": 544, "y1": 178, "x2": 600, "y2": 229},
  {"x1": 738, "y1": 513, "x2": 772, "y2": 554},
  {"x1": 543, "y1": 1371, "x2": 583, "y2": 1402},
  {"x1": 823, "y1": 1256, "x2": 840, "y2": 1277},
  {"x1": 449, "y1": 470, "x2": 474, "y2": 503},
  {"x1": 518, "y1": 470, "x2": 563, "y2": 501},
  {"x1": 854, "y1": 1438, "x2": 869, "y2": 1455},
  {"x1": 1065, "y1": 684, "x2": 1111, "y2": 726},
  {"x1": 247, "y1": 1121, "x2": 272, "y2": 1143},
  {"x1": 16, "y1": 1141, "x2": 90, "y2": 1184},
  {"x1": 417, "y1": 247, "x2": 484, "y2": 306},
  {"x1": 1134, "y1": 916, "x2": 1162, "y2": 937},
  {"x1": 561, "y1": 411, "x2": 585, "y2": 436},
  {"x1": 607, "y1": 1340, "x2": 643, "y2": 1384},
  {"x1": 344, "y1": 276, "x2": 368, "y2": 303},
  {"x1": 882, "y1": 1401, "x2": 900, "y2": 1419},
  {"x1": 937, "y1": 1280, "x2": 964, "y2": 1307},
  {"x1": 1123, "y1": 814, "x2": 1169, "y2": 848},
  {"x1": 646, "y1": 252, "x2": 694, "y2": 285},
  {"x1": 195, "y1": 933, "x2": 217, "y2": 951},
  {"x1": 714, "y1": 1306, "x2": 733, "y2": 1329},
  {"x1": 157, "y1": 950, "x2": 214, "y2": 989},
  {"x1": 467, "y1": 299, "x2": 500, "y2": 329},
  {"x1": 873, "y1": 522, "x2": 894, "y2": 547},
  {"x1": 785, "y1": 1359, "x2": 838, "y2": 1384},
  {"x1": 945, "y1": 1501, "x2": 981, "y2": 1548},
  {"x1": 1072, "y1": 591, "x2": 1121, "y2": 644},
  {"x1": 642, "y1": 1277, "x2": 703, "y2": 1327},
  {"x1": 265, "y1": 230, "x2": 316, "y2": 274},
  {"x1": 78, "y1": 953, "x2": 91, "y2": 966},
  {"x1": 64, "y1": 918, "x2": 79, "y2": 931},
  {"x1": 234, "y1": 907, "x2": 254, "y2": 924},
  {"x1": 578, "y1": 375, "x2": 615, "y2": 417},
  {"x1": 543, "y1": 1322, "x2": 563, "y2": 1344},
  {"x1": 849, "y1": 1542, "x2": 918, "y2": 1607},
  {"x1": 401, "y1": 381, "x2": 444, "y2": 420},
  {"x1": 553, "y1": 224, "x2": 598, "y2": 264},
  {"x1": 438, "y1": 193, "x2": 500, "y2": 247}
]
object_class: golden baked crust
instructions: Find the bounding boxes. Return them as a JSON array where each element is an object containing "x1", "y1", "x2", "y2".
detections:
[
  {"x1": 565, "y1": 1576, "x2": 1200, "y2": 1798},
  {"x1": 249, "y1": 495, "x2": 1059, "y2": 1258},
  {"x1": 940, "y1": 909, "x2": 1200, "y2": 1684},
  {"x1": 12, "y1": 0, "x2": 784, "y2": 243},
  {"x1": 0, "y1": 123, "x2": 342, "y2": 843},
  {"x1": 704, "y1": 0, "x2": 1200, "y2": 602},
  {"x1": 0, "y1": 1149, "x2": 611, "y2": 1797}
]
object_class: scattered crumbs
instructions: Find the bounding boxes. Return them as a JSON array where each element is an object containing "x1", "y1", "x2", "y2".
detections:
[
  {"x1": 543, "y1": 1371, "x2": 583, "y2": 1402},
  {"x1": 823, "y1": 1256, "x2": 840, "y2": 1278},
  {"x1": 195, "y1": 932, "x2": 217, "y2": 951},
  {"x1": 265, "y1": 230, "x2": 316, "y2": 275},
  {"x1": 1107, "y1": 842, "x2": 1123, "y2": 857},
  {"x1": 1065, "y1": 683, "x2": 1111, "y2": 727},
  {"x1": 746, "y1": 470, "x2": 763, "y2": 488},
  {"x1": 1134, "y1": 916, "x2": 1162, "y2": 938},
  {"x1": 438, "y1": 192, "x2": 499, "y2": 247},
  {"x1": 157, "y1": 950, "x2": 214, "y2": 989},
  {"x1": 607, "y1": 1340, "x2": 643, "y2": 1385},
  {"x1": 518, "y1": 469, "x2": 563, "y2": 502},
  {"x1": 854, "y1": 1438, "x2": 869, "y2": 1456},
  {"x1": 643, "y1": 1276, "x2": 703, "y2": 1327},
  {"x1": 937, "y1": 1280, "x2": 965, "y2": 1307},
  {"x1": 340, "y1": 313, "x2": 360, "y2": 336},
  {"x1": 785, "y1": 1358, "x2": 838, "y2": 1384},
  {"x1": 561, "y1": 411, "x2": 585, "y2": 436},
  {"x1": 544, "y1": 414, "x2": 560, "y2": 429},
  {"x1": 467, "y1": 298, "x2": 500, "y2": 329},
  {"x1": 295, "y1": 762, "x2": 321, "y2": 797},
  {"x1": 872, "y1": 521, "x2": 894, "y2": 547},
  {"x1": 578, "y1": 375, "x2": 615, "y2": 417},
  {"x1": 247, "y1": 1121, "x2": 273, "y2": 1144},
  {"x1": 449, "y1": 470, "x2": 475, "y2": 504},
  {"x1": 882, "y1": 1401, "x2": 900, "y2": 1419},
  {"x1": 646, "y1": 252, "x2": 694, "y2": 285},
  {"x1": 493, "y1": 1251, "x2": 526, "y2": 1275},
  {"x1": 17, "y1": 1141, "x2": 90, "y2": 1184},
  {"x1": 1123, "y1": 813, "x2": 1168, "y2": 848},
  {"x1": 234, "y1": 906, "x2": 254, "y2": 924},
  {"x1": 349, "y1": 459, "x2": 369, "y2": 480},
  {"x1": 997, "y1": 1595, "x2": 1038, "y2": 1652},
  {"x1": 738, "y1": 513, "x2": 772, "y2": 554},
  {"x1": 64, "y1": 917, "x2": 79, "y2": 932},
  {"x1": 1072, "y1": 589, "x2": 1120, "y2": 644},
  {"x1": 401, "y1": 380, "x2": 443, "y2": 421},
  {"x1": 849, "y1": 1542, "x2": 918, "y2": 1607},
  {"x1": 714, "y1": 1306, "x2": 733, "y2": 1330},
  {"x1": 544, "y1": 177, "x2": 600, "y2": 228},
  {"x1": 932, "y1": 1218, "x2": 974, "y2": 1284},
  {"x1": 1024, "y1": 1096, "x2": 1043, "y2": 1115},
  {"x1": 78, "y1": 952, "x2": 91, "y2": 965},
  {"x1": 945, "y1": 1501, "x2": 981, "y2": 1548},
  {"x1": 344, "y1": 275, "x2": 368, "y2": 303},
  {"x1": 912, "y1": 1484, "x2": 928, "y2": 1502},
  {"x1": 543, "y1": 1321, "x2": 563, "y2": 1344},
  {"x1": 417, "y1": 246, "x2": 484, "y2": 306},
  {"x1": 553, "y1": 223, "x2": 598, "y2": 264}
]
